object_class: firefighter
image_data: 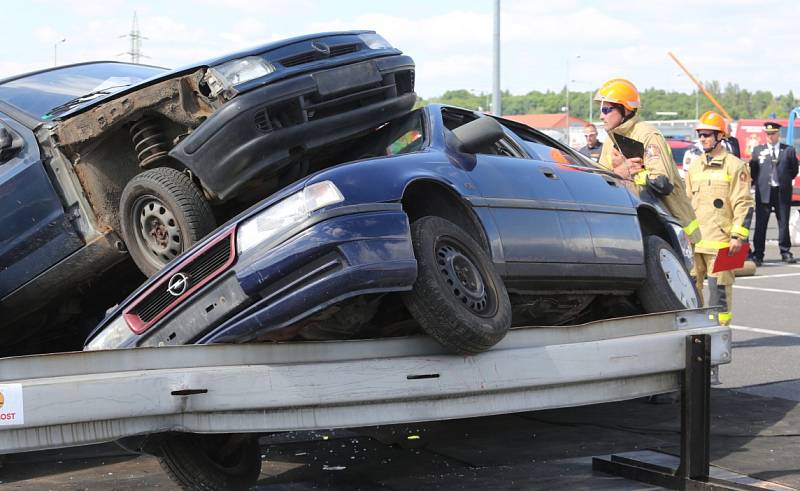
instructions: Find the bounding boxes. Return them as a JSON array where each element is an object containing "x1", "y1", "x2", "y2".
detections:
[
  {"x1": 685, "y1": 111, "x2": 755, "y2": 326},
  {"x1": 594, "y1": 78, "x2": 700, "y2": 244}
]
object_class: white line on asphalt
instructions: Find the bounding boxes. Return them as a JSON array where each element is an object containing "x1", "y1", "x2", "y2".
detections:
[
  {"x1": 730, "y1": 325, "x2": 800, "y2": 338},
  {"x1": 732, "y1": 285, "x2": 800, "y2": 294},
  {"x1": 736, "y1": 272, "x2": 800, "y2": 280}
]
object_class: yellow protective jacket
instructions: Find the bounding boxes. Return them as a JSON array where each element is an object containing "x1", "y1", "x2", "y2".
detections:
[
  {"x1": 685, "y1": 147, "x2": 755, "y2": 254},
  {"x1": 598, "y1": 115, "x2": 700, "y2": 242}
]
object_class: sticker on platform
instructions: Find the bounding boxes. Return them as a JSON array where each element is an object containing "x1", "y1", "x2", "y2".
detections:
[{"x1": 0, "y1": 384, "x2": 24, "y2": 426}]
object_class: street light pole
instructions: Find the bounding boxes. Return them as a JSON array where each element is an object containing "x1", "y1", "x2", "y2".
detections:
[
  {"x1": 53, "y1": 38, "x2": 66, "y2": 67},
  {"x1": 695, "y1": 88, "x2": 699, "y2": 120},
  {"x1": 492, "y1": 0, "x2": 501, "y2": 116},
  {"x1": 566, "y1": 55, "x2": 581, "y2": 142},
  {"x1": 566, "y1": 73, "x2": 570, "y2": 128}
]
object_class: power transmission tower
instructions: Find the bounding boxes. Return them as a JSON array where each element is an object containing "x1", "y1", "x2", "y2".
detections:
[{"x1": 119, "y1": 11, "x2": 148, "y2": 63}]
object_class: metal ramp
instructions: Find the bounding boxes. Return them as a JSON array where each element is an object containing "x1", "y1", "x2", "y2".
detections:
[{"x1": 0, "y1": 309, "x2": 729, "y2": 456}]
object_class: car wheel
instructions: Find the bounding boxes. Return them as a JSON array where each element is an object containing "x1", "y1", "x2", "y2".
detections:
[
  {"x1": 158, "y1": 433, "x2": 262, "y2": 491},
  {"x1": 120, "y1": 167, "x2": 215, "y2": 277},
  {"x1": 402, "y1": 216, "x2": 511, "y2": 354},
  {"x1": 637, "y1": 235, "x2": 700, "y2": 312}
]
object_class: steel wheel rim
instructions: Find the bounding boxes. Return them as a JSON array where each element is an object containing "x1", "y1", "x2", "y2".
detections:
[
  {"x1": 435, "y1": 237, "x2": 495, "y2": 316},
  {"x1": 658, "y1": 248, "x2": 699, "y2": 309},
  {"x1": 133, "y1": 195, "x2": 183, "y2": 267}
]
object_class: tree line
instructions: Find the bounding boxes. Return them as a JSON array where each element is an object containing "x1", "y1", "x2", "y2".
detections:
[{"x1": 421, "y1": 82, "x2": 798, "y2": 121}]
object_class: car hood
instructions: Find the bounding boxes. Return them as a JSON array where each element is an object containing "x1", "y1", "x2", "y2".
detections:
[
  {"x1": 55, "y1": 30, "x2": 394, "y2": 120},
  {"x1": 85, "y1": 176, "x2": 312, "y2": 344}
]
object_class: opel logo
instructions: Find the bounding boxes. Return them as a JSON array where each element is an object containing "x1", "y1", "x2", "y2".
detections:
[
  {"x1": 310, "y1": 40, "x2": 330, "y2": 57},
  {"x1": 167, "y1": 272, "x2": 190, "y2": 297}
]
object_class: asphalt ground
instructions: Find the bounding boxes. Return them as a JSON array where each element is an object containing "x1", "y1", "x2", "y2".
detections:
[
  {"x1": 721, "y1": 211, "x2": 800, "y2": 398},
  {"x1": 2, "y1": 211, "x2": 799, "y2": 490}
]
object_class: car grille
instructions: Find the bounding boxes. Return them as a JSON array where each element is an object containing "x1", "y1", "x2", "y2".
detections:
[
  {"x1": 251, "y1": 66, "x2": 415, "y2": 133},
  {"x1": 279, "y1": 43, "x2": 359, "y2": 67},
  {"x1": 254, "y1": 110, "x2": 271, "y2": 132},
  {"x1": 123, "y1": 231, "x2": 237, "y2": 334}
]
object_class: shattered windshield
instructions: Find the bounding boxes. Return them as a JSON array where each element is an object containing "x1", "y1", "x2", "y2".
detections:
[
  {"x1": 0, "y1": 62, "x2": 165, "y2": 119},
  {"x1": 362, "y1": 109, "x2": 426, "y2": 158}
]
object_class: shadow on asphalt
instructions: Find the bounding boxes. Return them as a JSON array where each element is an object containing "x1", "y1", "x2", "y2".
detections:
[
  {"x1": 0, "y1": 443, "x2": 139, "y2": 484},
  {"x1": 250, "y1": 389, "x2": 800, "y2": 489}
]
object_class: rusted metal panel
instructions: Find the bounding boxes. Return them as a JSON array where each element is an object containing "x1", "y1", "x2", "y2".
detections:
[{"x1": 53, "y1": 70, "x2": 215, "y2": 149}]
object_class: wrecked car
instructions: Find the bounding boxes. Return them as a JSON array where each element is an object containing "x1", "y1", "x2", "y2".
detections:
[
  {"x1": 0, "y1": 31, "x2": 415, "y2": 352},
  {"x1": 85, "y1": 104, "x2": 700, "y2": 355}
]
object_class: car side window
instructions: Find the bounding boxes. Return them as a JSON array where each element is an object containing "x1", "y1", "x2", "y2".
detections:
[
  {"x1": 487, "y1": 136, "x2": 524, "y2": 158},
  {"x1": 441, "y1": 107, "x2": 524, "y2": 158},
  {"x1": 501, "y1": 119, "x2": 601, "y2": 169},
  {"x1": 524, "y1": 140, "x2": 584, "y2": 166}
]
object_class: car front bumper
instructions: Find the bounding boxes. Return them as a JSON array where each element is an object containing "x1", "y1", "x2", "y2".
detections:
[
  {"x1": 170, "y1": 55, "x2": 416, "y2": 201},
  {"x1": 85, "y1": 206, "x2": 417, "y2": 351}
]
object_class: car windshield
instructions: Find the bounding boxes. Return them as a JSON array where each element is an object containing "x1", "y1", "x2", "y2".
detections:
[
  {"x1": 351, "y1": 109, "x2": 426, "y2": 158},
  {"x1": 0, "y1": 62, "x2": 166, "y2": 119}
]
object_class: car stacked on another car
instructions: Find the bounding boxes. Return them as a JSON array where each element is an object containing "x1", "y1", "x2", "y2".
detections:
[
  {"x1": 0, "y1": 31, "x2": 416, "y2": 354},
  {"x1": 86, "y1": 104, "x2": 700, "y2": 356}
]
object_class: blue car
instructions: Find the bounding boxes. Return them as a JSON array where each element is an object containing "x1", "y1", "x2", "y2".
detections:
[
  {"x1": 0, "y1": 31, "x2": 415, "y2": 353},
  {"x1": 85, "y1": 104, "x2": 699, "y2": 355}
]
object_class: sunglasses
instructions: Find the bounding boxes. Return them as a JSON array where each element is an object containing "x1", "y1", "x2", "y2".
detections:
[
  {"x1": 600, "y1": 106, "x2": 619, "y2": 115},
  {"x1": 697, "y1": 132, "x2": 715, "y2": 138}
]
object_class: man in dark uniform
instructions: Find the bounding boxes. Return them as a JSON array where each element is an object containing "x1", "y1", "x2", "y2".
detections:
[
  {"x1": 723, "y1": 122, "x2": 741, "y2": 158},
  {"x1": 749, "y1": 121, "x2": 799, "y2": 265},
  {"x1": 578, "y1": 123, "x2": 602, "y2": 161}
]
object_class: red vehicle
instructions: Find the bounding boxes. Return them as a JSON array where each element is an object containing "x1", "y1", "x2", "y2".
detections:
[
  {"x1": 735, "y1": 119, "x2": 800, "y2": 203},
  {"x1": 666, "y1": 137, "x2": 698, "y2": 178}
]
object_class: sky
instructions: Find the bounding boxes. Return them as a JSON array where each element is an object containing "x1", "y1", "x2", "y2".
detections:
[{"x1": 3, "y1": 0, "x2": 800, "y2": 100}]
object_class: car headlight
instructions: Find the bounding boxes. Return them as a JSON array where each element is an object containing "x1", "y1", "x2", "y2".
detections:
[
  {"x1": 358, "y1": 33, "x2": 393, "y2": 50},
  {"x1": 670, "y1": 223, "x2": 694, "y2": 271},
  {"x1": 205, "y1": 56, "x2": 276, "y2": 98},
  {"x1": 85, "y1": 315, "x2": 131, "y2": 351},
  {"x1": 237, "y1": 181, "x2": 344, "y2": 254}
]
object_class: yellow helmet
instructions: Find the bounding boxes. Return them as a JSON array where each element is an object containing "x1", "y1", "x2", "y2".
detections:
[
  {"x1": 594, "y1": 78, "x2": 640, "y2": 111},
  {"x1": 696, "y1": 111, "x2": 728, "y2": 136}
]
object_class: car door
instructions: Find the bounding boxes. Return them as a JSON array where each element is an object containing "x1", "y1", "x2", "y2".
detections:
[
  {"x1": 0, "y1": 112, "x2": 83, "y2": 298},
  {"x1": 500, "y1": 121, "x2": 643, "y2": 266},
  {"x1": 474, "y1": 148, "x2": 596, "y2": 265},
  {"x1": 538, "y1": 146, "x2": 643, "y2": 265},
  {"x1": 441, "y1": 109, "x2": 594, "y2": 266}
]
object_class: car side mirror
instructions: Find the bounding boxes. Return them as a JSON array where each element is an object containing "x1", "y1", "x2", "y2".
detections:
[
  {"x1": 0, "y1": 127, "x2": 21, "y2": 162},
  {"x1": 452, "y1": 117, "x2": 505, "y2": 154}
]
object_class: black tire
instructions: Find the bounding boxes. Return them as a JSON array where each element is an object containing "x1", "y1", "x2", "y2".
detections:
[
  {"x1": 402, "y1": 216, "x2": 511, "y2": 354},
  {"x1": 120, "y1": 167, "x2": 215, "y2": 277},
  {"x1": 637, "y1": 235, "x2": 700, "y2": 312},
  {"x1": 158, "y1": 433, "x2": 262, "y2": 491}
]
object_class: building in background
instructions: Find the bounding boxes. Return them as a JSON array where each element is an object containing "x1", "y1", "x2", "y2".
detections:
[{"x1": 503, "y1": 113, "x2": 590, "y2": 147}]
